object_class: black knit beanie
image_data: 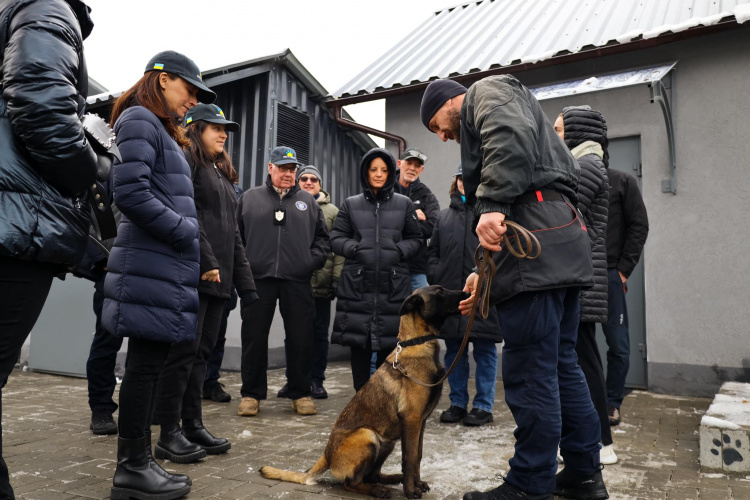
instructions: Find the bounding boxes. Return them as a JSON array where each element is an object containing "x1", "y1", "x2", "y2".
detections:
[{"x1": 420, "y1": 79, "x2": 467, "y2": 129}]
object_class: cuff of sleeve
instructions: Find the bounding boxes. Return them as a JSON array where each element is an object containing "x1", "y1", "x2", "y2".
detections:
[
  {"x1": 239, "y1": 290, "x2": 259, "y2": 306},
  {"x1": 474, "y1": 198, "x2": 513, "y2": 219}
]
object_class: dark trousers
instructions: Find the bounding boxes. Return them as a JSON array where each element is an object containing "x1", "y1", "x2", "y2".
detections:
[
  {"x1": 602, "y1": 268, "x2": 630, "y2": 409},
  {"x1": 311, "y1": 297, "x2": 332, "y2": 383},
  {"x1": 351, "y1": 347, "x2": 389, "y2": 392},
  {"x1": 86, "y1": 272, "x2": 123, "y2": 414},
  {"x1": 498, "y1": 288, "x2": 601, "y2": 495},
  {"x1": 240, "y1": 278, "x2": 313, "y2": 400},
  {"x1": 204, "y1": 290, "x2": 237, "y2": 391},
  {"x1": 118, "y1": 338, "x2": 171, "y2": 438},
  {"x1": 0, "y1": 257, "x2": 57, "y2": 499},
  {"x1": 576, "y1": 321, "x2": 613, "y2": 446},
  {"x1": 154, "y1": 293, "x2": 225, "y2": 423}
]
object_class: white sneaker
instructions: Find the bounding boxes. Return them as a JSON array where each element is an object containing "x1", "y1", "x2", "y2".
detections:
[
  {"x1": 557, "y1": 446, "x2": 563, "y2": 464},
  {"x1": 600, "y1": 443, "x2": 618, "y2": 464}
]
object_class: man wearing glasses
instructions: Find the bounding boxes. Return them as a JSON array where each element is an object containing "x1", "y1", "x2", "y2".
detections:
[
  {"x1": 394, "y1": 148, "x2": 440, "y2": 290},
  {"x1": 236, "y1": 147, "x2": 330, "y2": 418}
]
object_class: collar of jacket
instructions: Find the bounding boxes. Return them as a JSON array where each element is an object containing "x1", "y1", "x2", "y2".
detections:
[
  {"x1": 265, "y1": 174, "x2": 299, "y2": 199},
  {"x1": 570, "y1": 140, "x2": 604, "y2": 160},
  {"x1": 65, "y1": 0, "x2": 94, "y2": 39},
  {"x1": 394, "y1": 169, "x2": 422, "y2": 197},
  {"x1": 316, "y1": 189, "x2": 331, "y2": 205},
  {"x1": 449, "y1": 190, "x2": 468, "y2": 210}
]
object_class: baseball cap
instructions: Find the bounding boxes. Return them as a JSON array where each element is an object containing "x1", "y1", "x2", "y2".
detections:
[
  {"x1": 269, "y1": 146, "x2": 301, "y2": 166},
  {"x1": 145, "y1": 50, "x2": 216, "y2": 104},
  {"x1": 454, "y1": 163, "x2": 462, "y2": 177},
  {"x1": 184, "y1": 104, "x2": 239, "y2": 132},
  {"x1": 400, "y1": 148, "x2": 427, "y2": 164}
]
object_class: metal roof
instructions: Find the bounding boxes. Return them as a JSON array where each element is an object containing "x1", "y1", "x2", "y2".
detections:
[{"x1": 333, "y1": 0, "x2": 750, "y2": 99}]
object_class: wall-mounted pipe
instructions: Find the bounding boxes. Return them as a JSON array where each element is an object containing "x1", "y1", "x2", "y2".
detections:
[{"x1": 330, "y1": 102, "x2": 406, "y2": 157}]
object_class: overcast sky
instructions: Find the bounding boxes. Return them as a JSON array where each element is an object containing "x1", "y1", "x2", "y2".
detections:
[{"x1": 83, "y1": 0, "x2": 460, "y2": 139}]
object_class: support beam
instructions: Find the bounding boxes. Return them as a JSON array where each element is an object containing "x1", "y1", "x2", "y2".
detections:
[{"x1": 649, "y1": 78, "x2": 677, "y2": 194}]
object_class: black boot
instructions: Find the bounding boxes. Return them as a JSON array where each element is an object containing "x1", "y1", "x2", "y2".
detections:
[
  {"x1": 463, "y1": 481, "x2": 553, "y2": 499},
  {"x1": 554, "y1": 467, "x2": 609, "y2": 500},
  {"x1": 111, "y1": 436, "x2": 191, "y2": 500},
  {"x1": 182, "y1": 418, "x2": 231, "y2": 455},
  {"x1": 154, "y1": 422, "x2": 207, "y2": 463},
  {"x1": 145, "y1": 429, "x2": 191, "y2": 485}
]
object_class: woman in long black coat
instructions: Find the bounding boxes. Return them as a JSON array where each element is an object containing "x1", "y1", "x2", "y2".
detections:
[
  {"x1": 330, "y1": 148, "x2": 422, "y2": 391},
  {"x1": 428, "y1": 165, "x2": 502, "y2": 427}
]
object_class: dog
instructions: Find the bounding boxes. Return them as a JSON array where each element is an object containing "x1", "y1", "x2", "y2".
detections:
[{"x1": 260, "y1": 285, "x2": 470, "y2": 499}]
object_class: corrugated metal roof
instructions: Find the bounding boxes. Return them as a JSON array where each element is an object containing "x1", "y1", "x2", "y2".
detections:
[{"x1": 333, "y1": 0, "x2": 750, "y2": 98}]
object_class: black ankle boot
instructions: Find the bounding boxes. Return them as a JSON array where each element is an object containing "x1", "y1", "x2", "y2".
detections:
[
  {"x1": 111, "y1": 436, "x2": 191, "y2": 500},
  {"x1": 154, "y1": 423, "x2": 207, "y2": 463},
  {"x1": 145, "y1": 429, "x2": 191, "y2": 485},
  {"x1": 182, "y1": 418, "x2": 231, "y2": 455},
  {"x1": 554, "y1": 467, "x2": 609, "y2": 500}
]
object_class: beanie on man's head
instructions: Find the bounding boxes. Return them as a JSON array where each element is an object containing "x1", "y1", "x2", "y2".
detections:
[
  {"x1": 420, "y1": 79, "x2": 467, "y2": 130},
  {"x1": 297, "y1": 165, "x2": 322, "y2": 183}
]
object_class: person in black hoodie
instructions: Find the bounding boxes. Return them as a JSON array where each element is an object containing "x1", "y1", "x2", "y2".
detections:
[
  {"x1": 429, "y1": 165, "x2": 502, "y2": 427},
  {"x1": 555, "y1": 106, "x2": 617, "y2": 465},
  {"x1": 0, "y1": 1, "x2": 97, "y2": 496},
  {"x1": 151, "y1": 104, "x2": 257, "y2": 463},
  {"x1": 330, "y1": 148, "x2": 423, "y2": 391}
]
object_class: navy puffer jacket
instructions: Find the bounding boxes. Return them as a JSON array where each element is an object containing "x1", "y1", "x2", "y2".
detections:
[
  {"x1": 0, "y1": 0, "x2": 98, "y2": 266},
  {"x1": 102, "y1": 106, "x2": 200, "y2": 343},
  {"x1": 563, "y1": 105, "x2": 609, "y2": 323},
  {"x1": 331, "y1": 148, "x2": 423, "y2": 352}
]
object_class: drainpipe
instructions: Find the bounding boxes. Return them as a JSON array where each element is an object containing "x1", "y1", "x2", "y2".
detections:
[{"x1": 330, "y1": 101, "x2": 406, "y2": 157}]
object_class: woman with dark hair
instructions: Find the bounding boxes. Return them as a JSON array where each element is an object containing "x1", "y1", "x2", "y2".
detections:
[
  {"x1": 330, "y1": 148, "x2": 423, "y2": 391},
  {"x1": 103, "y1": 51, "x2": 215, "y2": 500},
  {"x1": 152, "y1": 103, "x2": 257, "y2": 463}
]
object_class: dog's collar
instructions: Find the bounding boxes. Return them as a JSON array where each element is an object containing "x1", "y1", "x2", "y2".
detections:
[{"x1": 397, "y1": 334, "x2": 438, "y2": 348}]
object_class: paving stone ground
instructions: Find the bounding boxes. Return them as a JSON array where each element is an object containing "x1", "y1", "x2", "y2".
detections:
[{"x1": 4, "y1": 363, "x2": 750, "y2": 499}]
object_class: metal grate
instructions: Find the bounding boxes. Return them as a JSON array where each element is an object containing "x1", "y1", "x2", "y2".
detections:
[{"x1": 275, "y1": 102, "x2": 310, "y2": 165}]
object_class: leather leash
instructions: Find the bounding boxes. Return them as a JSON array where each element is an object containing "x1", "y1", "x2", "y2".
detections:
[{"x1": 393, "y1": 220, "x2": 540, "y2": 387}]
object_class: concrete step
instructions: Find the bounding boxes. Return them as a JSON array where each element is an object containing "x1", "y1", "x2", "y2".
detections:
[{"x1": 700, "y1": 381, "x2": 750, "y2": 471}]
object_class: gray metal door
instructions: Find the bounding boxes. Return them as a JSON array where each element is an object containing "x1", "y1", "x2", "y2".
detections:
[{"x1": 595, "y1": 136, "x2": 647, "y2": 389}]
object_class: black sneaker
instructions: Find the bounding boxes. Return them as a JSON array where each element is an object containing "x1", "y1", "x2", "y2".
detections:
[
  {"x1": 463, "y1": 481, "x2": 553, "y2": 499},
  {"x1": 311, "y1": 380, "x2": 328, "y2": 399},
  {"x1": 90, "y1": 410, "x2": 118, "y2": 435},
  {"x1": 554, "y1": 467, "x2": 609, "y2": 500},
  {"x1": 607, "y1": 407, "x2": 621, "y2": 426},
  {"x1": 463, "y1": 408, "x2": 494, "y2": 426},
  {"x1": 203, "y1": 383, "x2": 231, "y2": 403},
  {"x1": 277, "y1": 383, "x2": 289, "y2": 398},
  {"x1": 440, "y1": 405, "x2": 467, "y2": 423}
]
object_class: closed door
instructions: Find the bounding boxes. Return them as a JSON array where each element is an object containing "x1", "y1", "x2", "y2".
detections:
[{"x1": 595, "y1": 136, "x2": 647, "y2": 390}]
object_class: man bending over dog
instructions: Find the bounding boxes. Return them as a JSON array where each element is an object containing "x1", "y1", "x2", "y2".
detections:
[
  {"x1": 421, "y1": 77, "x2": 609, "y2": 500},
  {"x1": 260, "y1": 285, "x2": 469, "y2": 499}
]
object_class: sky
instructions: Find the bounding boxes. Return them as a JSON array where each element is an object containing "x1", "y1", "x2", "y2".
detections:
[{"x1": 83, "y1": 0, "x2": 461, "y2": 141}]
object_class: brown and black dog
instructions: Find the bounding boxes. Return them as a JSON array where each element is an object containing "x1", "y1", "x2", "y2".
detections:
[{"x1": 260, "y1": 285, "x2": 470, "y2": 498}]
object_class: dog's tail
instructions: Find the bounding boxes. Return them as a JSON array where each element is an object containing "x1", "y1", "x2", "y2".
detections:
[{"x1": 260, "y1": 455, "x2": 329, "y2": 485}]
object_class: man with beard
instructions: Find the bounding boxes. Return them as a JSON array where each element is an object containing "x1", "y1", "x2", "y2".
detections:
[{"x1": 420, "y1": 77, "x2": 609, "y2": 500}]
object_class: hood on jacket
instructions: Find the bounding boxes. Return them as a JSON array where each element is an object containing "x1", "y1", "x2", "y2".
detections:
[
  {"x1": 315, "y1": 189, "x2": 331, "y2": 205},
  {"x1": 562, "y1": 105, "x2": 609, "y2": 168},
  {"x1": 360, "y1": 147, "x2": 397, "y2": 201},
  {"x1": 65, "y1": 0, "x2": 94, "y2": 39}
]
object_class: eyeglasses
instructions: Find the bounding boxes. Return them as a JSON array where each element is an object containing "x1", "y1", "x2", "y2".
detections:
[
  {"x1": 299, "y1": 176, "x2": 319, "y2": 184},
  {"x1": 273, "y1": 164, "x2": 298, "y2": 173}
]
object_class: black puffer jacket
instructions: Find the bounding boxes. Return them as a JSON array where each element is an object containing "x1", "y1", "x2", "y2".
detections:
[
  {"x1": 188, "y1": 152, "x2": 256, "y2": 300},
  {"x1": 563, "y1": 106, "x2": 609, "y2": 323},
  {"x1": 331, "y1": 148, "x2": 423, "y2": 352},
  {"x1": 0, "y1": 0, "x2": 97, "y2": 266},
  {"x1": 428, "y1": 191, "x2": 502, "y2": 342},
  {"x1": 606, "y1": 169, "x2": 649, "y2": 277},
  {"x1": 394, "y1": 175, "x2": 440, "y2": 275}
]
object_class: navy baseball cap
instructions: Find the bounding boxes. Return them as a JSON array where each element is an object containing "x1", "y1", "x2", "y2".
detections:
[
  {"x1": 184, "y1": 104, "x2": 239, "y2": 132},
  {"x1": 269, "y1": 146, "x2": 301, "y2": 166},
  {"x1": 145, "y1": 51, "x2": 216, "y2": 104}
]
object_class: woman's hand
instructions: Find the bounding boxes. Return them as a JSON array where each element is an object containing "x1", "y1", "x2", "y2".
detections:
[
  {"x1": 201, "y1": 269, "x2": 221, "y2": 282},
  {"x1": 459, "y1": 272, "x2": 478, "y2": 316}
]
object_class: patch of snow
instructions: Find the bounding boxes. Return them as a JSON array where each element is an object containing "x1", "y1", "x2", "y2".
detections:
[
  {"x1": 701, "y1": 416, "x2": 741, "y2": 430},
  {"x1": 736, "y1": 3, "x2": 750, "y2": 24},
  {"x1": 239, "y1": 430, "x2": 253, "y2": 439},
  {"x1": 615, "y1": 30, "x2": 641, "y2": 43},
  {"x1": 702, "y1": 472, "x2": 726, "y2": 478}
]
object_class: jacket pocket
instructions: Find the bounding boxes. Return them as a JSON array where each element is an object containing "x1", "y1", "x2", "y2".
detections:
[
  {"x1": 337, "y1": 266, "x2": 364, "y2": 300},
  {"x1": 388, "y1": 267, "x2": 411, "y2": 302}
]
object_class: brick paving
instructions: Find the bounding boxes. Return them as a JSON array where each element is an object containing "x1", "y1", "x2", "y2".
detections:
[{"x1": 3, "y1": 363, "x2": 750, "y2": 499}]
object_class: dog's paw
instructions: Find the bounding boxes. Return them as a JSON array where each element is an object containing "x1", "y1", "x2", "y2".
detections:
[
  {"x1": 403, "y1": 486, "x2": 423, "y2": 499},
  {"x1": 416, "y1": 480, "x2": 430, "y2": 493},
  {"x1": 372, "y1": 485, "x2": 392, "y2": 498}
]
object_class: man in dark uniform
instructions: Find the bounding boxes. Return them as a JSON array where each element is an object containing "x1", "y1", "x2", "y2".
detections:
[{"x1": 421, "y1": 77, "x2": 609, "y2": 500}]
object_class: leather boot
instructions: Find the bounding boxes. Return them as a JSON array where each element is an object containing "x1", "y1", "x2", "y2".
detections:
[
  {"x1": 154, "y1": 422, "x2": 206, "y2": 463},
  {"x1": 145, "y1": 428, "x2": 191, "y2": 485},
  {"x1": 111, "y1": 436, "x2": 191, "y2": 500},
  {"x1": 182, "y1": 418, "x2": 231, "y2": 455}
]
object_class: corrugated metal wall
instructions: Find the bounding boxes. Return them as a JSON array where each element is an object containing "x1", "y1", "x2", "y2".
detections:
[{"x1": 213, "y1": 66, "x2": 366, "y2": 205}]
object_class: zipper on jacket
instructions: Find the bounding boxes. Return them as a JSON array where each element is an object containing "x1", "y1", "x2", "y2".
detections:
[
  {"x1": 372, "y1": 201, "x2": 380, "y2": 351},
  {"x1": 274, "y1": 196, "x2": 283, "y2": 278}
]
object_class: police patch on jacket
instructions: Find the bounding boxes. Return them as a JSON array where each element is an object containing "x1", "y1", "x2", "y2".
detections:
[{"x1": 295, "y1": 201, "x2": 308, "y2": 211}]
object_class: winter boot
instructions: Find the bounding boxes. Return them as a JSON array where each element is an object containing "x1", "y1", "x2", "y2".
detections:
[
  {"x1": 463, "y1": 481, "x2": 553, "y2": 499},
  {"x1": 554, "y1": 467, "x2": 609, "y2": 500},
  {"x1": 154, "y1": 422, "x2": 206, "y2": 463},
  {"x1": 145, "y1": 429, "x2": 191, "y2": 485},
  {"x1": 90, "y1": 410, "x2": 118, "y2": 435},
  {"x1": 182, "y1": 418, "x2": 231, "y2": 455},
  {"x1": 110, "y1": 436, "x2": 191, "y2": 500}
]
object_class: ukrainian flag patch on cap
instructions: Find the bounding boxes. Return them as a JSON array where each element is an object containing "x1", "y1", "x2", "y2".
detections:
[
  {"x1": 153, "y1": 63, "x2": 164, "y2": 70},
  {"x1": 186, "y1": 117, "x2": 193, "y2": 124},
  {"x1": 286, "y1": 150, "x2": 294, "y2": 158}
]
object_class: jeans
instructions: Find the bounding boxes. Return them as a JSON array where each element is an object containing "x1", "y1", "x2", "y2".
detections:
[
  {"x1": 443, "y1": 338, "x2": 498, "y2": 413},
  {"x1": 351, "y1": 347, "x2": 389, "y2": 392},
  {"x1": 498, "y1": 288, "x2": 600, "y2": 495},
  {"x1": 602, "y1": 268, "x2": 630, "y2": 410},
  {"x1": 240, "y1": 279, "x2": 313, "y2": 400},
  {"x1": 576, "y1": 321, "x2": 612, "y2": 446},
  {"x1": 86, "y1": 271, "x2": 123, "y2": 414},
  {"x1": 410, "y1": 273, "x2": 429, "y2": 291},
  {"x1": 0, "y1": 257, "x2": 57, "y2": 499},
  {"x1": 154, "y1": 293, "x2": 225, "y2": 423},
  {"x1": 311, "y1": 298, "x2": 332, "y2": 383},
  {"x1": 204, "y1": 289, "x2": 237, "y2": 391}
]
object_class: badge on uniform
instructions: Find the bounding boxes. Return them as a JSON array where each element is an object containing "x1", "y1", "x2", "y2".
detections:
[{"x1": 274, "y1": 208, "x2": 286, "y2": 226}]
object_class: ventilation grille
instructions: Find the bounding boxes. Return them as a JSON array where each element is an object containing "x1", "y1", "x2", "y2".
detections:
[{"x1": 275, "y1": 102, "x2": 310, "y2": 165}]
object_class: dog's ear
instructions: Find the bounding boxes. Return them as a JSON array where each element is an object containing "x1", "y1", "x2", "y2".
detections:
[{"x1": 399, "y1": 294, "x2": 424, "y2": 316}]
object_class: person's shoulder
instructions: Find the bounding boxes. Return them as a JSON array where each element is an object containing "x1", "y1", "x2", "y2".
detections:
[
  {"x1": 119, "y1": 106, "x2": 160, "y2": 126},
  {"x1": 391, "y1": 192, "x2": 415, "y2": 206},
  {"x1": 7, "y1": 0, "x2": 76, "y2": 29}
]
